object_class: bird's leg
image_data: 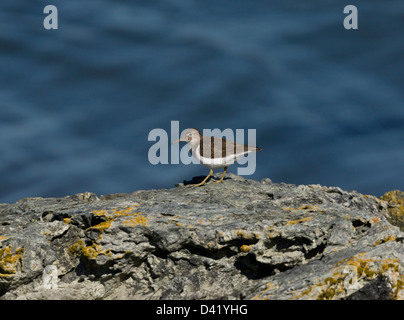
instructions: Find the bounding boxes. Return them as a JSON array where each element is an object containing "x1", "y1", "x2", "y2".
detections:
[
  {"x1": 189, "y1": 169, "x2": 214, "y2": 187},
  {"x1": 212, "y1": 166, "x2": 227, "y2": 183}
]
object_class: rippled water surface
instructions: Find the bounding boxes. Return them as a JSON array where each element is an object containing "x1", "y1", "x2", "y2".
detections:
[{"x1": 1, "y1": 1, "x2": 403, "y2": 203}]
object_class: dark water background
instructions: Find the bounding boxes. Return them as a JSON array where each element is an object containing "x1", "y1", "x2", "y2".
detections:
[{"x1": 1, "y1": 0, "x2": 403, "y2": 203}]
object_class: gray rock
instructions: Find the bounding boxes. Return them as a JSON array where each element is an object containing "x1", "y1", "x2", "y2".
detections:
[
  {"x1": 1, "y1": 173, "x2": 404, "y2": 300},
  {"x1": 346, "y1": 275, "x2": 392, "y2": 300}
]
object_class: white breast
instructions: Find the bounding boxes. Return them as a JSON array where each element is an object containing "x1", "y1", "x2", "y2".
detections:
[{"x1": 193, "y1": 145, "x2": 251, "y2": 169}]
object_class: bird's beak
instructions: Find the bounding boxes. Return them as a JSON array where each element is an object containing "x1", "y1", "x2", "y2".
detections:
[{"x1": 172, "y1": 138, "x2": 185, "y2": 144}]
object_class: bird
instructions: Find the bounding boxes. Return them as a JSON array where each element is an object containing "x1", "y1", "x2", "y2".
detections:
[{"x1": 173, "y1": 128, "x2": 261, "y2": 187}]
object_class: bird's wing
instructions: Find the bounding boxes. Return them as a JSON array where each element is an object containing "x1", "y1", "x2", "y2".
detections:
[{"x1": 200, "y1": 136, "x2": 250, "y2": 159}]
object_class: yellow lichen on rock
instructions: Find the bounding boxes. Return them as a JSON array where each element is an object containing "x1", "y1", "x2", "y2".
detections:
[
  {"x1": 89, "y1": 220, "x2": 112, "y2": 232},
  {"x1": 0, "y1": 246, "x2": 24, "y2": 277},
  {"x1": 380, "y1": 191, "x2": 404, "y2": 229},
  {"x1": 281, "y1": 205, "x2": 320, "y2": 213},
  {"x1": 286, "y1": 216, "x2": 312, "y2": 226},
  {"x1": 240, "y1": 244, "x2": 253, "y2": 252},
  {"x1": 67, "y1": 205, "x2": 147, "y2": 261},
  {"x1": 234, "y1": 229, "x2": 259, "y2": 240},
  {"x1": 68, "y1": 239, "x2": 111, "y2": 260},
  {"x1": 63, "y1": 214, "x2": 77, "y2": 224},
  {"x1": 92, "y1": 204, "x2": 140, "y2": 218},
  {"x1": 381, "y1": 190, "x2": 404, "y2": 211},
  {"x1": 369, "y1": 217, "x2": 381, "y2": 225},
  {"x1": 91, "y1": 205, "x2": 148, "y2": 228},
  {"x1": 121, "y1": 213, "x2": 149, "y2": 227},
  {"x1": 81, "y1": 242, "x2": 111, "y2": 260},
  {"x1": 291, "y1": 253, "x2": 404, "y2": 300},
  {"x1": 251, "y1": 282, "x2": 278, "y2": 300},
  {"x1": 374, "y1": 235, "x2": 397, "y2": 246}
]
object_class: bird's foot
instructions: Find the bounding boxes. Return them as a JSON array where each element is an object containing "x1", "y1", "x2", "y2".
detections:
[
  {"x1": 211, "y1": 178, "x2": 224, "y2": 183},
  {"x1": 188, "y1": 181, "x2": 208, "y2": 187}
]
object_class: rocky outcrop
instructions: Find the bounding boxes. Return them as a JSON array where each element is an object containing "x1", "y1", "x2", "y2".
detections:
[{"x1": 1, "y1": 173, "x2": 404, "y2": 300}]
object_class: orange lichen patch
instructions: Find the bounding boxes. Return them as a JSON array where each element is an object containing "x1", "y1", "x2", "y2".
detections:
[
  {"x1": 121, "y1": 213, "x2": 149, "y2": 227},
  {"x1": 234, "y1": 229, "x2": 259, "y2": 240},
  {"x1": 63, "y1": 214, "x2": 77, "y2": 224},
  {"x1": 206, "y1": 241, "x2": 217, "y2": 250},
  {"x1": 68, "y1": 205, "x2": 147, "y2": 261},
  {"x1": 81, "y1": 243, "x2": 111, "y2": 260},
  {"x1": 374, "y1": 235, "x2": 397, "y2": 246},
  {"x1": 68, "y1": 239, "x2": 111, "y2": 260},
  {"x1": 0, "y1": 236, "x2": 8, "y2": 242},
  {"x1": 281, "y1": 205, "x2": 320, "y2": 213},
  {"x1": 370, "y1": 217, "x2": 381, "y2": 225},
  {"x1": 89, "y1": 220, "x2": 112, "y2": 232},
  {"x1": 235, "y1": 229, "x2": 246, "y2": 238},
  {"x1": 91, "y1": 209, "x2": 108, "y2": 216},
  {"x1": 91, "y1": 204, "x2": 140, "y2": 219},
  {"x1": 167, "y1": 217, "x2": 185, "y2": 227},
  {"x1": 90, "y1": 205, "x2": 148, "y2": 230},
  {"x1": 0, "y1": 246, "x2": 24, "y2": 277},
  {"x1": 281, "y1": 207, "x2": 293, "y2": 211},
  {"x1": 361, "y1": 194, "x2": 379, "y2": 200},
  {"x1": 240, "y1": 244, "x2": 253, "y2": 253},
  {"x1": 251, "y1": 283, "x2": 278, "y2": 300},
  {"x1": 286, "y1": 217, "x2": 312, "y2": 226}
]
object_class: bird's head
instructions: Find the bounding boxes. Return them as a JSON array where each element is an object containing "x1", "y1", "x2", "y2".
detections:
[{"x1": 172, "y1": 128, "x2": 201, "y2": 144}]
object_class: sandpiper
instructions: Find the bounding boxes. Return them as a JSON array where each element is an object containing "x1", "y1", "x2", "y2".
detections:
[{"x1": 173, "y1": 128, "x2": 261, "y2": 187}]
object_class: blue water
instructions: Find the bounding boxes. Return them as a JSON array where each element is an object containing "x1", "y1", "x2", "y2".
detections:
[{"x1": 1, "y1": 1, "x2": 403, "y2": 203}]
